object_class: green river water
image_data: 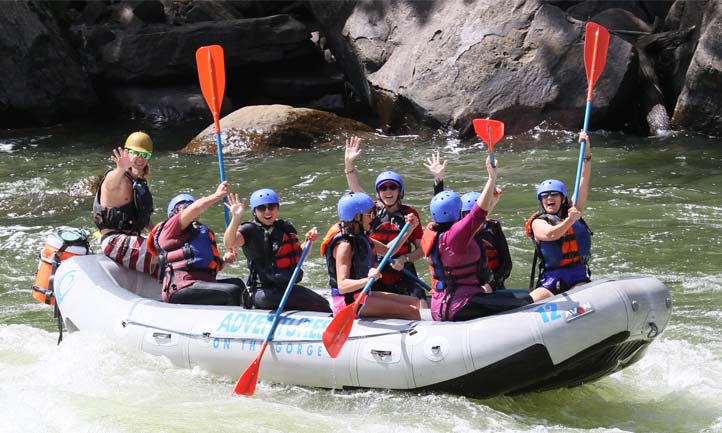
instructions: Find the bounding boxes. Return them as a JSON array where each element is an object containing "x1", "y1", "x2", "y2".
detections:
[{"x1": 1, "y1": 120, "x2": 721, "y2": 433}]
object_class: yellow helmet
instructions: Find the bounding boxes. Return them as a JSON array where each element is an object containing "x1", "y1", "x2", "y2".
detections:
[{"x1": 124, "y1": 131, "x2": 153, "y2": 153}]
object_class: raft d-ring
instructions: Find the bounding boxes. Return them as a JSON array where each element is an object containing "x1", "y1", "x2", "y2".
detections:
[
  {"x1": 371, "y1": 349, "x2": 392, "y2": 360},
  {"x1": 647, "y1": 322, "x2": 659, "y2": 338}
]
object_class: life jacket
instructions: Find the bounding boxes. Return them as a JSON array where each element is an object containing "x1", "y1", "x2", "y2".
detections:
[
  {"x1": 323, "y1": 227, "x2": 374, "y2": 306},
  {"x1": 369, "y1": 203, "x2": 415, "y2": 285},
  {"x1": 420, "y1": 223, "x2": 492, "y2": 293},
  {"x1": 525, "y1": 211, "x2": 592, "y2": 270},
  {"x1": 240, "y1": 219, "x2": 303, "y2": 289},
  {"x1": 477, "y1": 219, "x2": 512, "y2": 289},
  {"x1": 93, "y1": 170, "x2": 153, "y2": 233},
  {"x1": 149, "y1": 220, "x2": 222, "y2": 294}
]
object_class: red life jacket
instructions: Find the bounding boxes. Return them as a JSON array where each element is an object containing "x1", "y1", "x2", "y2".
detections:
[{"x1": 369, "y1": 204, "x2": 416, "y2": 285}]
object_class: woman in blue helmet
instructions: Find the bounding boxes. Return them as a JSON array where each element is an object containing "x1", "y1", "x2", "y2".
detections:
[
  {"x1": 223, "y1": 188, "x2": 331, "y2": 313},
  {"x1": 525, "y1": 132, "x2": 593, "y2": 302},
  {"x1": 148, "y1": 181, "x2": 245, "y2": 305},
  {"x1": 425, "y1": 151, "x2": 512, "y2": 289},
  {"x1": 421, "y1": 157, "x2": 532, "y2": 321},
  {"x1": 343, "y1": 136, "x2": 426, "y2": 305},
  {"x1": 322, "y1": 192, "x2": 422, "y2": 319}
]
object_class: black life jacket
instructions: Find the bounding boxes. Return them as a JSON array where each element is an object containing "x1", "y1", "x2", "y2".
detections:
[
  {"x1": 324, "y1": 230, "x2": 374, "y2": 306},
  {"x1": 93, "y1": 170, "x2": 153, "y2": 233},
  {"x1": 477, "y1": 219, "x2": 512, "y2": 289},
  {"x1": 241, "y1": 219, "x2": 303, "y2": 289}
]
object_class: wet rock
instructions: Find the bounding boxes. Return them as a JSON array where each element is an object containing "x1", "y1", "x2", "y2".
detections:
[
  {"x1": 183, "y1": 104, "x2": 373, "y2": 154},
  {"x1": 0, "y1": 2, "x2": 97, "y2": 126},
  {"x1": 310, "y1": 0, "x2": 633, "y2": 135}
]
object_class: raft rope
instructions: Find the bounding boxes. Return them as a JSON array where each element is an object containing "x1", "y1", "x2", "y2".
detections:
[{"x1": 121, "y1": 318, "x2": 410, "y2": 344}]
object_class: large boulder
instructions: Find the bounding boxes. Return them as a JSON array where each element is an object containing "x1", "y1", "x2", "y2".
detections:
[
  {"x1": 310, "y1": 0, "x2": 634, "y2": 135},
  {"x1": 0, "y1": 2, "x2": 97, "y2": 126},
  {"x1": 183, "y1": 104, "x2": 373, "y2": 154},
  {"x1": 670, "y1": 0, "x2": 722, "y2": 134}
]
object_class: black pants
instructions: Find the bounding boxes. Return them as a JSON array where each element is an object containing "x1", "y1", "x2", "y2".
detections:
[
  {"x1": 169, "y1": 278, "x2": 245, "y2": 306},
  {"x1": 372, "y1": 274, "x2": 427, "y2": 300},
  {"x1": 252, "y1": 284, "x2": 331, "y2": 313},
  {"x1": 453, "y1": 291, "x2": 532, "y2": 322}
]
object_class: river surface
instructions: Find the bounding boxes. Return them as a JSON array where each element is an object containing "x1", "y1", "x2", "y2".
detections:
[{"x1": 1, "y1": 120, "x2": 721, "y2": 433}]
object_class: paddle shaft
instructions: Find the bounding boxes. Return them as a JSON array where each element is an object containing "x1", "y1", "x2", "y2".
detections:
[
  {"x1": 487, "y1": 124, "x2": 496, "y2": 168},
  {"x1": 233, "y1": 240, "x2": 312, "y2": 395},
  {"x1": 388, "y1": 257, "x2": 433, "y2": 293},
  {"x1": 572, "y1": 24, "x2": 606, "y2": 206}
]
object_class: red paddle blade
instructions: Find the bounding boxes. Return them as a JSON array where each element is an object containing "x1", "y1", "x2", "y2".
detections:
[
  {"x1": 584, "y1": 22, "x2": 610, "y2": 100},
  {"x1": 233, "y1": 342, "x2": 267, "y2": 396},
  {"x1": 195, "y1": 45, "x2": 226, "y2": 118},
  {"x1": 472, "y1": 119, "x2": 505, "y2": 151},
  {"x1": 322, "y1": 303, "x2": 358, "y2": 358}
]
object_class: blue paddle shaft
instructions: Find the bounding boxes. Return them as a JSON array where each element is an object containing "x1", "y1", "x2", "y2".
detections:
[
  {"x1": 572, "y1": 100, "x2": 592, "y2": 205},
  {"x1": 489, "y1": 152, "x2": 496, "y2": 168},
  {"x1": 215, "y1": 131, "x2": 231, "y2": 226},
  {"x1": 262, "y1": 240, "x2": 313, "y2": 345},
  {"x1": 388, "y1": 257, "x2": 433, "y2": 292},
  {"x1": 361, "y1": 222, "x2": 411, "y2": 297}
]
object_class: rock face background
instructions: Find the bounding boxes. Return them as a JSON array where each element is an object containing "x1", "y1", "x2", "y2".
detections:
[{"x1": 1, "y1": 0, "x2": 720, "y2": 139}]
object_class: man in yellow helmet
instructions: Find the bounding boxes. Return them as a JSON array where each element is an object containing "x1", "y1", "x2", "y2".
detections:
[{"x1": 92, "y1": 131, "x2": 157, "y2": 274}]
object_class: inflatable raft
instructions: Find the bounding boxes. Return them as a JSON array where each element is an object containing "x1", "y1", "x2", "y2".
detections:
[{"x1": 53, "y1": 254, "x2": 672, "y2": 398}]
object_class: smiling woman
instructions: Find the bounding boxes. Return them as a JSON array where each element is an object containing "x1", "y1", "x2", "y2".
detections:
[{"x1": 526, "y1": 132, "x2": 593, "y2": 302}]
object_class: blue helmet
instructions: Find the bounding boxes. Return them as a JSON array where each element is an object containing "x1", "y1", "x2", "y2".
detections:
[
  {"x1": 374, "y1": 171, "x2": 404, "y2": 199},
  {"x1": 430, "y1": 190, "x2": 462, "y2": 224},
  {"x1": 460, "y1": 191, "x2": 480, "y2": 213},
  {"x1": 167, "y1": 193, "x2": 195, "y2": 218},
  {"x1": 250, "y1": 189, "x2": 280, "y2": 210},
  {"x1": 536, "y1": 179, "x2": 568, "y2": 201},
  {"x1": 337, "y1": 192, "x2": 375, "y2": 222}
]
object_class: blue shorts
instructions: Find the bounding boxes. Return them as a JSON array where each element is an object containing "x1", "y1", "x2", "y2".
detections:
[{"x1": 538, "y1": 264, "x2": 590, "y2": 295}]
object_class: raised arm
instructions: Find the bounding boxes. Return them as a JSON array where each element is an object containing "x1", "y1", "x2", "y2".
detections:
[
  {"x1": 424, "y1": 150, "x2": 447, "y2": 196},
  {"x1": 179, "y1": 181, "x2": 229, "y2": 229},
  {"x1": 476, "y1": 156, "x2": 498, "y2": 213},
  {"x1": 344, "y1": 136, "x2": 365, "y2": 193},
  {"x1": 574, "y1": 131, "x2": 592, "y2": 212},
  {"x1": 223, "y1": 193, "x2": 246, "y2": 248}
]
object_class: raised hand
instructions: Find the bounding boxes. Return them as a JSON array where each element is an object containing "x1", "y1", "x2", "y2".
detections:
[
  {"x1": 224, "y1": 193, "x2": 245, "y2": 220},
  {"x1": 345, "y1": 136, "x2": 362, "y2": 164},
  {"x1": 214, "y1": 181, "x2": 230, "y2": 200},
  {"x1": 111, "y1": 147, "x2": 133, "y2": 172},
  {"x1": 485, "y1": 155, "x2": 497, "y2": 179},
  {"x1": 404, "y1": 212, "x2": 419, "y2": 232},
  {"x1": 424, "y1": 151, "x2": 447, "y2": 181},
  {"x1": 567, "y1": 206, "x2": 582, "y2": 222}
]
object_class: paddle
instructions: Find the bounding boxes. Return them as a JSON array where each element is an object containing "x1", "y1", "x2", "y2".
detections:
[
  {"x1": 387, "y1": 257, "x2": 433, "y2": 293},
  {"x1": 233, "y1": 239, "x2": 314, "y2": 396},
  {"x1": 195, "y1": 45, "x2": 231, "y2": 226},
  {"x1": 572, "y1": 22, "x2": 609, "y2": 205},
  {"x1": 472, "y1": 119, "x2": 504, "y2": 167},
  {"x1": 322, "y1": 222, "x2": 411, "y2": 358}
]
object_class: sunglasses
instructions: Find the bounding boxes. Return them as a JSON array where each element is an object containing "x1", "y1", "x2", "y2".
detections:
[
  {"x1": 127, "y1": 148, "x2": 152, "y2": 159},
  {"x1": 540, "y1": 191, "x2": 562, "y2": 199},
  {"x1": 378, "y1": 183, "x2": 399, "y2": 192},
  {"x1": 255, "y1": 203, "x2": 279, "y2": 212}
]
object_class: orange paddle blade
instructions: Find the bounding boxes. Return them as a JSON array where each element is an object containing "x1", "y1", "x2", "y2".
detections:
[
  {"x1": 233, "y1": 342, "x2": 267, "y2": 396},
  {"x1": 195, "y1": 45, "x2": 226, "y2": 118},
  {"x1": 472, "y1": 119, "x2": 505, "y2": 151},
  {"x1": 584, "y1": 22, "x2": 610, "y2": 100},
  {"x1": 322, "y1": 301, "x2": 359, "y2": 358}
]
